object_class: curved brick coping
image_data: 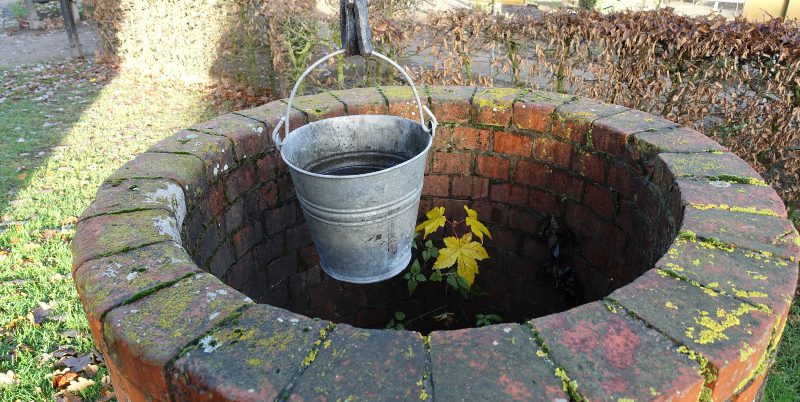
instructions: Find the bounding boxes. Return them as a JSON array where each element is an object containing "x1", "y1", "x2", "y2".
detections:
[{"x1": 71, "y1": 86, "x2": 799, "y2": 402}]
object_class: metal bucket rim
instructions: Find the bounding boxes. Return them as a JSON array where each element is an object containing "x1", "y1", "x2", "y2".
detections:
[{"x1": 279, "y1": 114, "x2": 433, "y2": 180}]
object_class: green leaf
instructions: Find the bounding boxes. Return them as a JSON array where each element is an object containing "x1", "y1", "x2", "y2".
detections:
[
  {"x1": 425, "y1": 240, "x2": 434, "y2": 248},
  {"x1": 395, "y1": 311, "x2": 406, "y2": 321},
  {"x1": 407, "y1": 279, "x2": 417, "y2": 294},
  {"x1": 430, "y1": 270, "x2": 442, "y2": 282},
  {"x1": 447, "y1": 274, "x2": 458, "y2": 289},
  {"x1": 411, "y1": 260, "x2": 420, "y2": 273},
  {"x1": 416, "y1": 273, "x2": 427, "y2": 282},
  {"x1": 403, "y1": 272, "x2": 411, "y2": 280}
]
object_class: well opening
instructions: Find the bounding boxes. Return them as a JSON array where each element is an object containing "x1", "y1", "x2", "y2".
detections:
[{"x1": 181, "y1": 111, "x2": 680, "y2": 333}]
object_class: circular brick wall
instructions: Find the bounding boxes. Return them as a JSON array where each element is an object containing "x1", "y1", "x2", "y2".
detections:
[{"x1": 72, "y1": 86, "x2": 799, "y2": 402}]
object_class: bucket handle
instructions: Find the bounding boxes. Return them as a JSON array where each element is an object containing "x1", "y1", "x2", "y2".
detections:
[{"x1": 271, "y1": 49, "x2": 437, "y2": 149}]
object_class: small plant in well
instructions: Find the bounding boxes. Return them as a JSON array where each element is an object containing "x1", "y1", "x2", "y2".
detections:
[{"x1": 389, "y1": 205, "x2": 500, "y2": 330}]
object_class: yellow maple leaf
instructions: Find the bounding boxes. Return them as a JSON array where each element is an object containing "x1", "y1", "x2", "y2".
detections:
[
  {"x1": 415, "y1": 207, "x2": 446, "y2": 239},
  {"x1": 464, "y1": 205, "x2": 492, "y2": 242},
  {"x1": 433, "y1": 233, "x2": 489, "y2": 286}
]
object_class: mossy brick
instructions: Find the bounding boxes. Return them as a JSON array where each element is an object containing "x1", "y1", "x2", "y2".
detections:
[
  {"x1": 552, "y1": 98, "x2": 628, "y2": 144},
  {"x1": 633, "y1": 127, "x2": 726, "y2": 162},
  {"x1": 72, "y1": 209, "x2": 181, "y2": 269},
  {"x1": 171, "y1": 304, "x2": 329, "y2": 401},
  {"x1": 471, "y1": 87, "x2": 526, "y2": 127},
  {"x1": 676, "y1": 178, "x2": 787, "y2": 218},
  {"x1": 610, "y1": 270, "x2": 777, "y2": 400},
  {"x1": 427, "y1": 85, "x2": 475, "y2": 123},
  {"x1": 657, "y1": 234, "x2": 797, "y2": 320},
  {"x1": 102, "y1": 273, "x2": 251, "y2": 400},
  {"x1": 328, "y1": 87, "x2": 387, "y2": 116},
  {"x1": 80, "y1": 178, "x2": 187, "y2": 225},
  {"x1": 289, "y1": 92, "x2": 347, "y2": 122},
  {"x1": 288, "y1": 324, "x2": 426, "y2": 401},
  {"x1": 193, "y1": 112, "x2": 272, "y2": 161},
  {"x1": 74, "y1": 242, "x2": 201, "y2": 363},
  {"x1": 531, "y1": 301, "x2": 704, "y2": 401},
  {"x1": 732, "y1": 372, "x2": 766, "y2": 402},
  {"x1": 430, "y1": 324, "x2": 568, "y2": 401},
  {"x1": 513, "y1": 89, "x2": 573, "y2": 132},
  {"x1": 592, "y1": 110, "x2": 677, "y2": 157},
  {"x1": 150, "y1": 130, "x2": 237, "y2": 181},
  {"x1": 379, "y1": 85, "x2": 431, "y2": 121},
  {"x1": 656, "y1": 152, "x2": 762, "y2": 185},
  {"x1": 681, "y1": 207, "x2": 800, "y2": 261},
  {"x1": 106, "y1": 152, "x2": 205, "y2": 206}
]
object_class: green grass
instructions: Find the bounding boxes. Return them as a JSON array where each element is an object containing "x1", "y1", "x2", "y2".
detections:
[{"x1": 0, "y1": 60, "x2": 218, "y2": 401}]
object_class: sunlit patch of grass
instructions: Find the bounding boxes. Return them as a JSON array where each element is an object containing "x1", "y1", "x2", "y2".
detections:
[{"x1": 0, "y1": 59, "x2": 218, "y2": 401}]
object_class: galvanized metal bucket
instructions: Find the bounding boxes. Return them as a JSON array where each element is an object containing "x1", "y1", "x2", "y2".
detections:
[{"x1": 271, "y1": 49, "x2": 437, "y2": 284}]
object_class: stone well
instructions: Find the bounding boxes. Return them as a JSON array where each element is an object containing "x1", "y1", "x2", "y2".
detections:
[{"x1": 72, "y1": 86, "x2": 799, "y2": 401}]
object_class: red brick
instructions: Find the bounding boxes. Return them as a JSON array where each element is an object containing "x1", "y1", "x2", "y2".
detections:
[
  {"x1": 232, "y1": 224, "x2": 264, "y2": 258},
  {"x1": 257, "y1": 181, "x2": 279, "y2": 210},
  {"x1": 423, "y1": 175, "x2": 450, "y2": 196},
  {"x1": 428, "y1": 86, "x2": 475, "y2": 124},
  {"x1": 513, "y1": 160, "x2": 549, "y2": 187},
  {"x1": 584, "y1": 183, "x2": 617, "y2": 218},
  {"x1": 472, "y1": 201, "x2": 509, "y2": 226},
  {"x1": 565, "y1": 201, "x2": 603, "y2": 238},
  {"x1": 453, "y1": 126, "x2": 491, "y2": 151},
  {"x1": 494, "y1": 131, "x2": 532, "y2": 157},
  {"x1": 265, "y1": 204, "x2": 297, "y2": 235},
  {"x1": 509, "y1": 209, "x2": 540, "y2": 234},
  {"x1": 572, "y1": 151, "x2": 607, "y2": 183},
  {"x1": 529, "y1": 189, "x2": 563, "y2": 216},
  {"x1": 581, "y1": 238, "x2": 609, "y2": 270},
  {"x1": 513, "y1": 90, "x2": 572, "y2": 132},
  {"x1": 451, "y1": 176, "x2": 489, "y2": 199},
  {"x1": 490, "y1": 184, "x2": 528, "y2": 207},
  {"x1": 225, "y1": 163, "x2": 258, "y2": 201},
  {"x1": 732, "y1": 373, "x2": 766, "y2": 402},
  {"x1": 476, "y1": 156, "x2": 510, "y2": 180},
  {"x1": 523, "y1": 237, "x2": 548, "y2": 258},
  {"x1": 534, "y1": 137, "x2": 572, "y2": 167},
  {"x1": 607, "y1": 162, "x2": 639, "y2": 199},
  {"x1": 432, "y1": 125, "x2": 454, "y2": 150},
  {"x1": 256, "y1": 152, "x2": 281, "y2": 181},
  {"x1": 380, "y1": 86, "x2": 430, "y2": 121},
  {"x1": 328, "y1": 87, "x2": 387, "y2": 116},
  {"x1": 472, "y1": 88, "x2": 524, "y2": 127},
  {"x1": 432, "y1": 152, "x2": 472, "y2": 174},
  {"x1": 207, "y1": 182, "x2": 227, "y2": 218},
  {"x1": 492, "y1": 228, "x2": 520, "y2": 250}
]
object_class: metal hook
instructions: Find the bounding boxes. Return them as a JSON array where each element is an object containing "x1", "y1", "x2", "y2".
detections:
[{"x1": 340, "y1": 0, "x2": 373, "y2": 57}]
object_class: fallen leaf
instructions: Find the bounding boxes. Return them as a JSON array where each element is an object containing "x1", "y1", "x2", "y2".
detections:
[
  {"x1": 54, "y1": 391, "x2": 84, "y2": 402},
  {"x1": 59, "y1": 329, "x2": 80, "y2": 338},
  {"x1": 52, "y1": 346, "x2": 77, "y2": 359},
  {"x1": 0, "y1": 370, "x2": 20, "y2": 387},
  {"x1": 28, "y1": 301, "x2": 55, "y2": 325},
  {"x1": 55, "y1": 354, "x2": 95, "y2": 373},
  {"x1": 53, "y1": 371, "x2": 78, "y2": 389},
  {"x1": 40, "y1": 229, "x2": 58, "y2": 240},
  {"x1": 66, "y1": 377, "x2": 94, "y2": 393},
  {"x1": 82, "y1": 364, "x2": 99, "y2": 379}
]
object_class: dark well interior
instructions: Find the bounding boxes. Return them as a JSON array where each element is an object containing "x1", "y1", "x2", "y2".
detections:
[{"x1": 181, "y1": 124, "x2": 681, "y2": 332}]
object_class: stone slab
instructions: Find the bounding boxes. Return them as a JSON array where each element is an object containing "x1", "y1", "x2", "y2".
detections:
[
  {"x1": 288, "y1": 324, "x2": 427, "y2": 401},
  {"x1": 676, "y1": 178, "x2": 786, "y2": 218},
  {"x1": 610, "y1": 271, "x2": 777, "y2": 399},
  {"x1": 103, "y1": 273, "x2": 251, "y2": 400},
  {"x1": 430, "y1": 324, "x2": 568, "y2": 401},
  {"x1": 72, "y1": 209, "x2": 181, "y2": 268},
  {"x1": 106, "y1": 152, "x2": 206, "y2": 205},
  {"x1": 428, "y1": 85, "x2": 476, "y2": 124},
  {"x1": 681, "y1": 208, "x2": 800, "y2": 261},
  {"x1": 172, "y1": 304, "x2": 329, "y2": 401},
  {"x1": 80, "y1": 178, "x2": 187, "y2": 224},
  {"x1": 150, "y1": 130, "x2": 237, "y2": 182},
  {"x1": 513, "y1": 90, "x2": 574, "y2": 133},
  {"x1": 472, "y1": 87, "x2": 527, "y2": 127},
  {"x1": 531, "y1": 301, "x2": 705, "y2": 401}
]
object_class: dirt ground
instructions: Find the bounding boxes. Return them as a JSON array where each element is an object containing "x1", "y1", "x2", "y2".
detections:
[{"x1": 0, "y1": 0, "x2": 98, "y2": 68}]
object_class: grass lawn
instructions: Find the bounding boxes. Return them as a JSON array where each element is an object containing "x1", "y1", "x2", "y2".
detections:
[
  {"x1": 0, "y1": 60, "x2": 218, "y2": 401},
  {"x1": 0, "y1": 58, "x2": 797, "y2": 401}
]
